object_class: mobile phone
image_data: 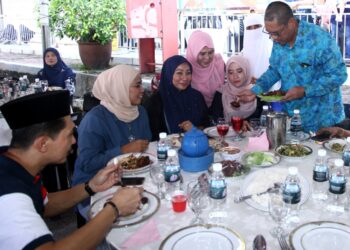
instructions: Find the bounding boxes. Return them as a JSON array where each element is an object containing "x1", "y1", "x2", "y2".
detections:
[
  {"x1": 119, "y1": 177, "x2": 145, "y2": 186},
  {"x1": 311, "y1": 132, "x2": 331, "y2": 142}
]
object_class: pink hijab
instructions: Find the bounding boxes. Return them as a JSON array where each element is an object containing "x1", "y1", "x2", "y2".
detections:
[
  {"x1": 92, "y1": 65, "x2": 139, "y2": 123},
  {"x1": 186, "y1": 30, "x2": 225, "y2": 107},
  {"x1": 222, "y1": 55, "x2": 257, "y2": 122}
]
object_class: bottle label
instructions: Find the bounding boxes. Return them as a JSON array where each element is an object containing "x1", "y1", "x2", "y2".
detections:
[
  {"x1": 283, "y1": 188, "x2": 301, "y2": 204},
  {"x1": 164, "y1": 166, "x2": 180, "y2": 182},
  {"x1": 313, "y1": 170, "x2": 328, "y2": 182},
  {"x1": 290, "y1": 123, "x2": 302, "y2": 132},
  {"x1": 329, "y1": 181, "x2": 346, "y2": 194},
  {"x1": 157, "y1": 149, "x2": 167, "y2": 161},
  {"x1": 342, "y1": 151, "x2": 350, "y2": 166},
  {"x1": 209, "y1": 180, "x2": 227, "y2": 199},
  {"x1": 260, "y1": 115, "x2": 267, "y2": 127}
]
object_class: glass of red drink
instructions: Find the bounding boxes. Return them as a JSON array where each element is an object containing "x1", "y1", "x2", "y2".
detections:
[
  {"x1": 216, "y1": 117, "x2": 229, "y2": 146},
  {"x1": 231, "y1": 116, "x2": 243, "y2": 141},
  {"x1": 171, "y1": 190, "x2": 187, "y2": 213}
]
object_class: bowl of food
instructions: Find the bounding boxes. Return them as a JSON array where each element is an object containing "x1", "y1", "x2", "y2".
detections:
[
  {"x1": 275, "y1": 144, "x2": 313, "y2": 160},
  {"x1": 208, "y1": 160, "x2": 250, "y2": 178},
  {"x1": 241, "y1": 151, "x2": 280, "y2": 168},
  {"x1": 323, "y1": 138, "x2": 346, "y2": 154},
  {"x1": 219, "y1": 146, "x2": 241, "y2": 161}
]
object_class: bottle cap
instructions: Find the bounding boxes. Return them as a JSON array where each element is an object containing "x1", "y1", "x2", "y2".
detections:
[
  {"x1": 35, "y1": 78, "x2": 39, "y2": 83},
  {"x1": 288, "y1": 167, "x2": 298, "y2": 175},
  {"x1": 263, "y1": 105, "x2": 268, "y2": 110},
  {"x1": 335, "y1": 159, "x2": 344, "y2": 167},
  {"x1": 317, "y1": 149, "x2": 326, "y2": 157},
  {"x1": 159, "y1": 132, "x2": 167, "y2": 139},
  {"x1": 19, "y1": 77, "x2": 23, "y2": 81},
  {"x1": 293, "y1": 109, "x2": 300, "y2": 114},
  {"x1": 212, "y1": 163, "x2": 222, "y2": 171},
  {"x1": 168, "y1": 149, "x2": 176, "y2": 157},
  {"x1": 346, "y1": 137, "x2": 350, "y2": 143}
]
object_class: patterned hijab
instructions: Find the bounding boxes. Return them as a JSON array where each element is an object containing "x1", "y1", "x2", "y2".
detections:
[
  {"x1": 222, "y1": 55, "x2": 257, "y2": 121},
  {"x1": 159, "y1": 55, "x2": 204, "y2": 133},
  {"x1": 41, "y1": 47, "x2": 75, "y2": 86},
  {"x1": 92, "y1": 65, "x2": 139, "y2": 123},
  {"x1": 186, "y1": 30, "x2": 225, "y2": 107}
]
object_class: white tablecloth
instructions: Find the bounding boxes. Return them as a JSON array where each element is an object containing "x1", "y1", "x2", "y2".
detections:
[{"x1": 92, "y1": 138, "x2": 350, "y2": 250}]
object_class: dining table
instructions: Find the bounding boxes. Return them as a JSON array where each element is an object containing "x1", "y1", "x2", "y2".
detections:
[{"x1": 90, "y1": 130, "x2": 350, "y2": 250}]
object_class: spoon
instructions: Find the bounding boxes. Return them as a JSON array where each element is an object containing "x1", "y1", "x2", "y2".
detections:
[{"x1": 234, "y1": 182, "x2": 282, "y2": 203}]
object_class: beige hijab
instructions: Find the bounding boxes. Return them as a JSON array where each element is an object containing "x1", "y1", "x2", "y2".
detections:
[
  {"x1": 92, "y1": 65, "x2": 139, "y2": 123},
  {"x1": 222, "y1": 55, "x2": 257, "y2": 121}
]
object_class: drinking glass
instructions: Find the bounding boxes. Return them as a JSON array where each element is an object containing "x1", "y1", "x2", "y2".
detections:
[
  {"x1": 231, "y1": 116, "x2": 243, "y2": 141},
  {"x1": 216, "y1": 117, "x2": 229, "y2": 146},
  {"x1": 269, "y1": 190, "x2": 288, "y2": 237},
  {"x1": 187, "y1": 180, "x2": 206, "y2": 224},
  {"x1": 249, "y1": 118, "x2": 261, "y2": 137},
  {"x1": 150, "y1": 164, "x2": 165, "y2": 199}
]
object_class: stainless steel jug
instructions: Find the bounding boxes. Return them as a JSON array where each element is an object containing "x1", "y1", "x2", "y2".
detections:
[{"x1": 266, "y1": 112, "x2": 287, "y2": 149}]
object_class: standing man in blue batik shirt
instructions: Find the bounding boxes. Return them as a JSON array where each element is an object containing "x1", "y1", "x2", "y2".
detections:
[{"x1": 238, "y1": 1, "x2": 348, "y2": 133}]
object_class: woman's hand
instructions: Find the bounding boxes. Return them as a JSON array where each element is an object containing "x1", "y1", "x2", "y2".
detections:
[
  {"x1": 178, "y1": 120, "x2": 193, "y2": 132},
  {"x1": 121, "y1": 139, "x2": 149, "y2": 153},
  {"x1": 241, "y1": 120, "x2": 251, "y2": 132}
]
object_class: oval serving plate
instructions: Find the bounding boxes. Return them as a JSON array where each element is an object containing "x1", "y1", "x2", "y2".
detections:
[
  {"x1": 108, "y1": 152, "x2": 157, "y2": 176},
  {"x1": 240, "y1": 167, "x2": 311, "y2": 212},
  {"x1": 275, "y1": 144, "x2": 313, "y2": 160},
  {"x1": 323, "y1": 138, "x2": 346, "y2": 154},
  {"x1": 204, "y1": 126, "x2": 236, "y2": 138},
  {"x1": 159, "y1": 224, "x2": 245, "y2": 250},
  {"x1": 290, "y1": 221, "x2": 350, "y2": 250},
  {"x1": 89, "y1": 191, "x2": 160, "y2": 228},
  {"x1": 241, "y1": 151, "x2": 280, "y2": 168}
]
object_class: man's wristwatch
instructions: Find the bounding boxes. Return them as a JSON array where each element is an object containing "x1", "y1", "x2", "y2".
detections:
[{"x1": 84, "y1": 181, "x2": 96, "y2": 196}]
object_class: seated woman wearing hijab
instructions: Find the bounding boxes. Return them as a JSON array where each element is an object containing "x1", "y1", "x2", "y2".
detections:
[
  {"x1": 144, "y1": 55, "x2": 209, "y2": 141},
  {"x1": 72, "y1": 65, "x2": 151, "y2": 220},
  {"x1": 37, "y1": 47, "x2": 76, "y2": 94},
  {"x1": 186, "y1": 30, "x2": 225, "y2": 109},
  {"x1": 210, "y1": 55, "x2": 264, "y2": 128}
]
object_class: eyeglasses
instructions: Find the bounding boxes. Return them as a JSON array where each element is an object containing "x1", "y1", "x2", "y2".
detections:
[{"x1": 262, "y1": 25, "x2": 287, "y2": 38}]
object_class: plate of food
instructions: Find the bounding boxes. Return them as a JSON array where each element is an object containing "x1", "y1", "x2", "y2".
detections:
[
  {"x1": 323, "y1": 138, "x2": 346, "y2": 154},
  {"x1": 204, "y1": 126, "x2": 236, "y2": 138},
  {"x1": 109, "y1": 152, "x2": 157, "y2": 176},
  {"x1": 240, "y1": 167, "x2": 311, "y2": 211},
  {"x1": 275, "y1": 144, "x2": 313, "y2": 160},
  {"x1": 257, "y1": 90, "x2": 285, "y2": 102},
  {"x1": 89, "y1": 190, "x2": 160, "y2": 228},
  {"x1": 159, "y1": 224, "x2": 245, "y2": 250},
  {"x1": 219, "y1": 146, "x2": 241, "y2": 161},
  {"x1": 290, "y1": 221, "x2": 350, "y2": 250},
  {"x1": 209, "y1": 160, "x2": 250, "y2": 178},
  {"x1": 241, "y1": 151, "x2": 280, "y2": 168}
]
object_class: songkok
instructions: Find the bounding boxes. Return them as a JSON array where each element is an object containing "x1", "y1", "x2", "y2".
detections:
[{"x1": 0, "y1": 90, "x2": 71, "y2": 129}]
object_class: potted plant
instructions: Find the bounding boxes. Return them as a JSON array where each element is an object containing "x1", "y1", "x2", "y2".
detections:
[{"x1": 49, "y1": 0, "x2": 126, "y2": 69}]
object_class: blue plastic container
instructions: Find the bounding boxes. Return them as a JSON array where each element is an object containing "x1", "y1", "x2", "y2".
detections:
[{"x1": 178, "y1": 147, "x2": 214, "y2": 172}]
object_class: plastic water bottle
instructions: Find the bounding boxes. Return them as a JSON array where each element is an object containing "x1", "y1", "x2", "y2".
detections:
[
  {"x1": 312, "y1": 149, "x2": 328, "y2": 201},
  {"x1": 157, "y1": 132, "x2": 169, "y2": 161},
  {"x1": 342, "y1": 137, "x2": 350, "y2": 177},
  {"x1": 209, "y1": 163, "x2": 227, "y2": 206},
  {"x1": 290, "y1": 109, "x2": 302, "y2": 136},
  {"x1": 327, "y1": 159, "x2": 347, "y2": 213},
  {"x1": 283, "y1": 167, "x2": 301, "y2": 223},
  {"x1": 260, "y1": 105, "x2": 269, "y2": 128},
  {"x1": 22, "y1": 75, "x2": 30, "y2": 88},
  {"x1": 163, "y1": 149, "x2": 181, "y2": 201}
]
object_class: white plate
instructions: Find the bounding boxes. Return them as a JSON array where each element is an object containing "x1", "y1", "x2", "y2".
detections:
[
  {"x1": 290, "y1": 221, "x2": 350, "y2": 250},
  {"x1": 240, "y1": 167, "x2": 311, "y2": 212},
  {"x1": 240, "y1": 151, "x2": 280, "y2": 168},
  {"x1": 323, "y1": 138, "x2": 347, "y2": 154},
  {"x1": 160, "y1": 224, "x2": 245, "y2": 250},
  {"x1": 108, "y1": 152, "x2": 157, "y2": 176},
  {"x1": 204, "y1": 126, "x2": 236, "y2": 138},
  {"x1": 89, "y1": 191, "x2": 160, "y2": 228},
  {"x1": 286, "y1": 131, "x2": 310, "y2": 143}
]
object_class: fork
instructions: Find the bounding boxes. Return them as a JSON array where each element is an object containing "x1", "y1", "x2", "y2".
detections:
[{"x1": 277, "y1": 234, "x2": 290, "y2": 250}]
